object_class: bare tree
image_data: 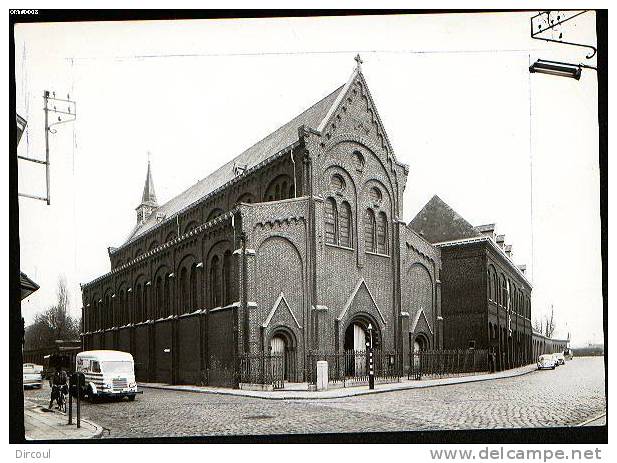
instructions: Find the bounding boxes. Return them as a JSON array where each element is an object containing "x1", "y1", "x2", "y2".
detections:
[
  {"x1": 545, "y1": 305, "x2": 556, "y2": 338},
  {"x1": 533, "y1": 305, "x2": 557, "y2": 338},
  {"x1": 533, "y1": 317, "x2": 544, "y2": 334},
  {"x1": 24, "y1": 276, "x2": 81, "y2": 350}
]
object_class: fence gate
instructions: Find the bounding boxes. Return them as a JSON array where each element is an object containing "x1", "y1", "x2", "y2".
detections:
[{"x1": 271, "y1": 354, "x2": 285, "y2": 390}]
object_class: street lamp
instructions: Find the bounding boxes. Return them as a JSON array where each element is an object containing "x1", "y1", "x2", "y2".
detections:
[
  {"x1": 529, "y1": 59, "x2": 582, "y2": 80},
  {"x1": 367, "y1": 323, "x2": 374, "y2": 390}
]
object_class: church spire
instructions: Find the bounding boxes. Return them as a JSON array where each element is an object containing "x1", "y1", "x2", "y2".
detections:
[
  {"x1": 141, "y1": 158, "x2": 157, "y2": 205},
  {"x1": 136, "y1": 157, "x2": 158, "y2": 225}
]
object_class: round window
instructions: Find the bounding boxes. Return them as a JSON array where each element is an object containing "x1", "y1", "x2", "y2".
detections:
[
  {"x1": 330, "y1": 174, "x2": 346, "y2": 193},
  {"x1": 369, "y1": 187, "x2": 382, "y2": 204}
]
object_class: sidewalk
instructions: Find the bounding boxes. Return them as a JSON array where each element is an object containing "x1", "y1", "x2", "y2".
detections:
[
  {"x1": 24, "y1": 400, "x2": 103, "y2": 441},
  {"x1": 138, "y1": 364, "x2": 536, "y2": 400}
]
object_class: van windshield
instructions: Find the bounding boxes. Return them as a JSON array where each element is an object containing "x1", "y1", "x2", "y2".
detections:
[{"x1": 101, "y1": 361, "x2": 133, "y2": 375}]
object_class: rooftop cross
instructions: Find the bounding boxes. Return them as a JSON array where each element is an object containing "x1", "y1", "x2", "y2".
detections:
[{"x1": 354, "y1": 53, "x2": 363, "y2": 70}]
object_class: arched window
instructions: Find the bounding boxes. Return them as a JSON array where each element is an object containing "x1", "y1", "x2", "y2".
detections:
[
  {"x1": 119, "y1": 290, "x2": 125, "y2": 325},
  {"x1": 339, "y1": 201, "x2": 352, "y2": 247},
  {"x1": 180, "y1": 267, "x2": 188, "y2": 314},
  {"x1": 164, "y1": 275, "x2": 171, "y2": 316},
  {"x1": 500, "y1": 275, "x2": 507, "y2": 308},
  {"x1": 104, "y1": 295, "x2": 111, "y2": 329},
  {"x1": 324, "y1": 197, "x2": 337, "y2": 245},
  {"x1": 135, "y1": 283, "x2": 142, "y2": 323},
  {"x1": 364, "y1": 209, "x2": 376, "y2": 252},
  {"x1": 156, "y1": 276, "x2": 163, "y2": 319},
  {"x1": 264, "y1": 175, "x2": 292, "y2": 202},
  {"x1": 223, "y1": 250, "x2": 233, "y2": 306},
  {"x1": 141, "y1": 283, "x2": 152, "y2": 320},
  {"x1": 190, "y1": 264, "x2": 198, "y2": 309},
  {"x1": 377, "y1": 211, "x2": 388, "y2": 254},
  {"x1": 210, "y1": 256, "x2": 221, "y2": 308}
]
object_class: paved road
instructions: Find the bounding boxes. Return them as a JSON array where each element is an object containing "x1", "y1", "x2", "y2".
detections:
[{"x1": 24, "y1": 356, "x2": 606, "y2": 439}]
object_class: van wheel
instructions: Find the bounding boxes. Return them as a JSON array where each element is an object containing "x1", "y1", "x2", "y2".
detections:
[
  {"x1": 551, "y1": 366, "x2": 555, "y2": 370},
  {"x1": 128, "y1": 395, "x2": 136, "y2": 402}
]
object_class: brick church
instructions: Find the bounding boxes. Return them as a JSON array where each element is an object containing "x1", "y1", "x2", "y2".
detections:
[{"x1": 81, "y1": 58, "x2": 442, "y2": 387}]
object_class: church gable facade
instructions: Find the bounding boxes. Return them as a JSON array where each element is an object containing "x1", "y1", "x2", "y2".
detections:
[{"x1": 81, "y1": 60, "x2": 442, "y2": 387}]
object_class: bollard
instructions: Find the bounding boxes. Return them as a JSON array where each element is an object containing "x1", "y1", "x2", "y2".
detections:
[
  {"x1": 76, "y1": 373, "x2": 81, "y2": 428},
  {"x1": 316, "y1": 361, "x2": 328, "y2": 391},
  {"x1": 368, "y1": 348, "x2": 374, "y2": 390},
  {"x1": 68, "y1": 390, "x2": 72, "y2": 424}
]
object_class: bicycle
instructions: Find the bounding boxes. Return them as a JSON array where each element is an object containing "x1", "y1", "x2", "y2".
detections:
[{"x1": 50, "y1": 384, "x2": 68, "y2": 412}]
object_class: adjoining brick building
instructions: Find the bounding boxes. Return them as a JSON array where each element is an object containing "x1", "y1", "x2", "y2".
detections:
[
  {"x1": 81, "y1": 61, "x2": 442, "y2": 387},
  {"x1": 531, "y1": 332, "x2": 568, "y2": 360},
  {"x1": 409, "y1": 195, "x2": 533, "y2": 371}
]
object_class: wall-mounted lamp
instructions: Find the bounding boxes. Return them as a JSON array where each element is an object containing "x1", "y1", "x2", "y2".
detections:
[
  {"x1": 146, "y1": 281, "x2": 151, "y2": 286},
  {"x1": 196, "y1": 262, "x2": 203, "y2": 268},
  {"x1": 529, "y1": 59, "x2": 582, "y2": 80},
  {"x1": 127, "y1": 287, "x2": 132, "y2": 292},
  {"x1": 111, "y1": 294, "x2": 116, "y2": 298},
  {"x1": 168, "y1": 272, "x2": 175, "y2": 278}
]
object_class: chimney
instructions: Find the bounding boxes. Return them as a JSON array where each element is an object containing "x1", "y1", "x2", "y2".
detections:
[
  {"x1": 517, "y1": 264, "x2": 527, "y2": 274},
  {"x1": 474, "y1": 223, "x2": 496, "y2": 241},
  {"x1": 505, "y1": 244, "x2": 513, "y2": 258},
  {"x1": 495, "y1": 234, "x2": 505, "y2": 249}
]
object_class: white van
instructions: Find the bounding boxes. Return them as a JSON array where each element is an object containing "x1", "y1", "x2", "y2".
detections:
[{"x1": 76, "y1": 350, "x2": 138, "y2": 401}]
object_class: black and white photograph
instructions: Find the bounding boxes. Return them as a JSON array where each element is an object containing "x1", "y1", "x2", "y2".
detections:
[{"x1": 9, "y1": 9, "x2": 607, "y2": 451}]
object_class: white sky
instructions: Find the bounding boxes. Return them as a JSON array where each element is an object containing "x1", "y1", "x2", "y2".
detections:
[{"x1": 14, "y1": 12, "x2": 603, "y2": 346}]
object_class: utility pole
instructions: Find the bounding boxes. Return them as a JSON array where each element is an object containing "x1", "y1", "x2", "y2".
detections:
[{"x1": 18, "y1": 90, "x2": 76, "y2": 205}]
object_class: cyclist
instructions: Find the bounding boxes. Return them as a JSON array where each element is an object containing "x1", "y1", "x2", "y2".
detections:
[{"x1": 48, "y1": 367, "x2": 68, "y2": 411}]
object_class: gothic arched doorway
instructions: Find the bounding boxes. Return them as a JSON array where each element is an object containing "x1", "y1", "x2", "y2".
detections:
[
  {"x1": 268, "y1": 329, "x2": 296, "y2": 382},
  {"x1": 343, "y1": 315, "x2": 381, "y2": 376}
]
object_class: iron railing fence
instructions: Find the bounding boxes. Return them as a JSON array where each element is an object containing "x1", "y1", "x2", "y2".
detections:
[
  {"x1": 239, "y1": 353, "x2": 285, "y2": 389},
  {"x1": 308, "y1": 349, "x2": 402, "y2": 386},
  {"x1": 408, "y1": 349, "x2": 489, "y2": 380}
]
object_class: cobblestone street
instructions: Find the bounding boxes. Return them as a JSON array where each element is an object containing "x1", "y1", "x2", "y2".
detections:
[{"x1": 24, "y1": 357, "x2": 605, "y2": 439}]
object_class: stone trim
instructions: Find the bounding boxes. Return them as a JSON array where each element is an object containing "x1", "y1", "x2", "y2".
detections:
[
  {"x1": 262, "y1": 292, "x2": 302, "y2": 329},
  {"x1": 336, "y1": 278, "x2": 386, "y2": 324},
  {"x1": 410, "y1": 308, "x2": 433, "y2": 335}
]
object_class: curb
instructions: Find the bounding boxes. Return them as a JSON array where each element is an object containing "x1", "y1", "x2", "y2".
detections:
[
  {"x1": 26, "y1": 402, "x2": 105, "y2": 440},
  {"x1": 138, "y1": 366, "x2": 537, "y2": 400},
  {"x1": 83, "y1": 418, "x2": 105, "y2": 439}
]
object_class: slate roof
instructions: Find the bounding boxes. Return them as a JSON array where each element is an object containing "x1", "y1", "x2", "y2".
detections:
[
  {"x1": 123, "y1": 82, "x2": 347, "y2": 245},
  {"x1": 408, "y1": 195, "x2": 481, "y2": 244}
]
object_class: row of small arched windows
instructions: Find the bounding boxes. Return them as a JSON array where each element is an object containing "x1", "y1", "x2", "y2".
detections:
[
  {"x1": 324, "y1": 198, "x2": 388, "y2": 255},
  {"x1": 84, "y1": 252, "x2": 234, "y2": 332},
  {"x1": 487, "y1": 267, "x2": 530, "y2": 319}
]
